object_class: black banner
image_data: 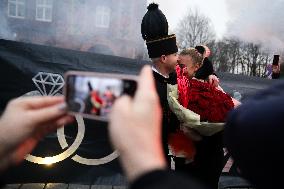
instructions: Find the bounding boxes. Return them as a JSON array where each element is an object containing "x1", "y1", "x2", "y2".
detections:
[
  {"x1": 0, "y1": 39, "x2": 275, "y2": 185},
  {"x1": 0, "y1": 39, "x2": 149, "y2": 185}
]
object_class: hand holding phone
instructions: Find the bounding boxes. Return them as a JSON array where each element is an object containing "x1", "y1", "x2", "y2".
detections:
[{"x1": 64, "y1": 71, "x2": 138, "y2": 121}]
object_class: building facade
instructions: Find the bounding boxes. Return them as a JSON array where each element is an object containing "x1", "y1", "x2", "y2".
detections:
[{"x1": 0, "y1": 0, "x2": 147, "y2": 58}]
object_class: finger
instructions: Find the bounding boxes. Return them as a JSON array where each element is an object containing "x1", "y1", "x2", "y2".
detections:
[
  {"x1": 15, "y1": 96, "x2": 65, "y2": 109},
  {"x1": 110, "y1": 95, "x2": 132, "y2": 119},
  {"x1": 209, "y1": 78, "x2": 214, "y2": 85},
  {"x1": 133, "y1": 66, "x2": 162, "y2": 126},
  {"x1": 39, "y1": 115, "x2": 74, "y2": 137},
  {"x1": 30, "y1": 102, "x2": 68, "y2": 125},
  {"x1": 134, "y1": 66, "x2": 158, "y2": 102},
  {"x1": 55, "y1": 116, "x2": 74, "y2": 128}
]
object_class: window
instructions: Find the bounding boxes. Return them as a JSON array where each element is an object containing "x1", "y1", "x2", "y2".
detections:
[
  {"x1": 36, "y1": 0, "x2": 53, "y2": 22},
  {"x1": 8, "y1": 0, "x2": 25, "y2": 18},
  {"x1": 95, "y1": 6, "x2": 111, "y2": 28}
]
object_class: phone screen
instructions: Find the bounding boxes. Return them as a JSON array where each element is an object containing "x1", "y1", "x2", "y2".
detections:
[{"x1": 65, "y1": 72, "x2": 137, "y2": 120}]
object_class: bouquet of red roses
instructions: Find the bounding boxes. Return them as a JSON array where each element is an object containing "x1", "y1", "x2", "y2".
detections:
[{"x1": 168, "y1": 65, "x2": 234, "y2": 160}]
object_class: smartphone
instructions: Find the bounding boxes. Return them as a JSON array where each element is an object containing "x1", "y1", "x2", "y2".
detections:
[
  {"x1": 64, "y1": 71, "x2": 138, "y2": 121},
  {"x1": 272, "y1": 55, "x2": 280, "y2": 66}
]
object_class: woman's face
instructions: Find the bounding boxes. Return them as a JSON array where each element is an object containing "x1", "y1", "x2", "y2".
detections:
[
  {"x1": 203, "y1": 46, "x2": 211, "y2": 58},
  {"x1": 178, "y1": 55, "x2": 200, "y2": 78}
]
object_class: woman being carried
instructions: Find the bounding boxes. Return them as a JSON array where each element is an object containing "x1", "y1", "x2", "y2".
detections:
[{"x1": 168, "y1": 48, "x2": 240, "y2": 189}]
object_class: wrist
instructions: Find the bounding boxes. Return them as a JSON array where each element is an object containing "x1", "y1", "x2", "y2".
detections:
[
  {"x1": 121, "y1": 152, "x2": 167, "y2": 182},
  {"x1": 119, "y1": 144, "x2": 167, "y2": 182},
  {"x1": 0, "y1": 119, "x2": 15, "y2": 170}
]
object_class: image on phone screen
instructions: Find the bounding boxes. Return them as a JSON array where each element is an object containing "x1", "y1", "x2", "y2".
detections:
[{"x1": 65, "y1": 73, "x2": 137, "y2": 120}]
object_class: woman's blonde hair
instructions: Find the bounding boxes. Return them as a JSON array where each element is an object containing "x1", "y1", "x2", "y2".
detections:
[{"x1": 180, "y1": 48, "x2": 203, "y2": 66}]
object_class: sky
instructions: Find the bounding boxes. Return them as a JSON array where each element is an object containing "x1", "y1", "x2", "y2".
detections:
[
  {"x1": 147, "y1": 0, "x2": 284, "y2": 52},
  {"x1": 1, "y1": 0, "x2": 283, "y2": 52},
  {"x1": 147, "y1": 0, "x2": 230, "y2": 39}
]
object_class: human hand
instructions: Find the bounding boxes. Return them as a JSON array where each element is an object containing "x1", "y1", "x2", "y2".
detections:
[
  {"x1": 109, "y1": 66, "x2": 166, "y2": 182},
  {"x1": 0, "y1": 96, "x2": 73, "y2": 171},
  {"x1": 208, "y1": 74, "x2": 219, "y2": 88},
  {"x1": 232, "y1": 98, "x2": 242, "y2": 107}
]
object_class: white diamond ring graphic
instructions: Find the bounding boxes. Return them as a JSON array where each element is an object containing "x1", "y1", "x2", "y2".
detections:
[
  {"x1": 25, "y1": 71, "x2": 119, "y2": 165},
  {"x1": 32, "y1": 72, "x2": 65, "y2": 96}
]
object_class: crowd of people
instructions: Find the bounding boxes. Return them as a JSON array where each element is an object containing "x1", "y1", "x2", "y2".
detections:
[{"x1": 0, "y1": 3, "x2": 282, "y2": 189}]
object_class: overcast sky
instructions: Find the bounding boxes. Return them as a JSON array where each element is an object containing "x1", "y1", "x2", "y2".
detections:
[
  {"x1": 147, "y1": 0, "x2": 230, "y2": 38},
  {"x1": 147, "y1": 0, "x2": 284, "y2": 52}
]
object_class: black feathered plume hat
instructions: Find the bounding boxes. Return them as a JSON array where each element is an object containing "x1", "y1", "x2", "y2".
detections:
[{"x1": 141, "y1": 3, "x2": 178, "y2": 58}]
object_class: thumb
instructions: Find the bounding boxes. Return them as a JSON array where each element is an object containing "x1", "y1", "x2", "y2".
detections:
[{"x1": 134, "y1": 65, "x2": 157, "y2": 102}]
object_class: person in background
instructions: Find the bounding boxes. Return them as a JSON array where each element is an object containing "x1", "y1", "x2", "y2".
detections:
[
  {"x1": 272, "y1": 55, "x2": 281, "y2": 79},
  {"x1": 194, "y1": 45, "x2": 219, "y2": 87}
]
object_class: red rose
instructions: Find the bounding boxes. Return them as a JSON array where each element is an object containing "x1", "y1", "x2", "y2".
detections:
[{"x1": 177, "y1": 72, "x2": 234, "y2": 123}]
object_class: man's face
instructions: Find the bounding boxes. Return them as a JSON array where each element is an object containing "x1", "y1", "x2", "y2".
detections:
[
  {"x1": 178, "y1": 55, "x2": 199, "y2": 78},
  {"x1": 164, "y1": 53, "x2": 179, "y2": 72}
]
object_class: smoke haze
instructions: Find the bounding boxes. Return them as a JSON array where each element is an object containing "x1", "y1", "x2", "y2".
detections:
[
  {"x1": 0, "y1": 0, "x2": 147, "y2": 58},
  {"x1": 0, "y1": 7, "x2": 14, "y2": 40},
  {"x1": 225, "y1": 0, "x2": 284, "y2": 52}
]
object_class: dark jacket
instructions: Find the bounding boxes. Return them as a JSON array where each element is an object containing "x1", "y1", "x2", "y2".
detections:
[
  {"x1": 224, "y1": 80, "x2": 284, "y2": 189},
  {"x1": 152, "y1": 71, "x2": 179, "y2": 162},
  {"x1": 130, "y1": 170, "x2": 209, "y2": 189},
  {"x1": 195, "y1": 58, "x2": 214, "y2": 80}
]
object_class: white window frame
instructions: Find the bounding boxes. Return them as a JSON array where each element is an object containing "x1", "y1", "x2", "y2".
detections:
[
  {"x1": 36, "y1": 0, "x2": 53, "y2": 22},
  {"x1": 8, "y1": 0, "x2": 25, "y2": 19},
  {"x1": 95, "y1": 6, "x2": 111, "y2": 28}
]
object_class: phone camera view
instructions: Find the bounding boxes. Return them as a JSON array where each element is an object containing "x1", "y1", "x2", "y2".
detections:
[{"x1": 66, "y1": 75, "x2": 137, "y2": 120}]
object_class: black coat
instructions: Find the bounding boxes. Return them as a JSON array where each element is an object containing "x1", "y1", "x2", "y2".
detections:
[
  {"x1": 224, "y1": 80, "x2": 284, "y2": 189},
  {"x1": 130, "y1": 170, "x2": 209, "y2": 189},
  {"x1": 152, "y1": 71, "x2": 179, "y2": 162},
  {"x1": 174, "y1": 132, "x2": 224, "y2": 189}
]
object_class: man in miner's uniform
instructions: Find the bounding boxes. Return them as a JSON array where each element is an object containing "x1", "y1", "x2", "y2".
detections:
[
  {"x1": 141, "y1": 3, "x2": 179, "y2": 166},
  {"x1": 141, "y1": 3, "x2": 224, "y2": 189}
]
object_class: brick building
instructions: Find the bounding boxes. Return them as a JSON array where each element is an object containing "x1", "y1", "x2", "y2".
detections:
[{"x1": 0, "y1": 0, "x2": 147, "y2": 58}]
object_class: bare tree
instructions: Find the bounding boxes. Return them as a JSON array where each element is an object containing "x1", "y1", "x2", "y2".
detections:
[
  {"x1": 227, "y1": 38, "x2": 241, "y2": 74},
  {"x1": 176, "y1": 8, "x2": 216, "y2": 49},
  {"x1": 212, "y1": 41, "x2": 230, "y2": 72},
  {"x1": 211, "y1": 37, "x2": 274, "y2": 77}
]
